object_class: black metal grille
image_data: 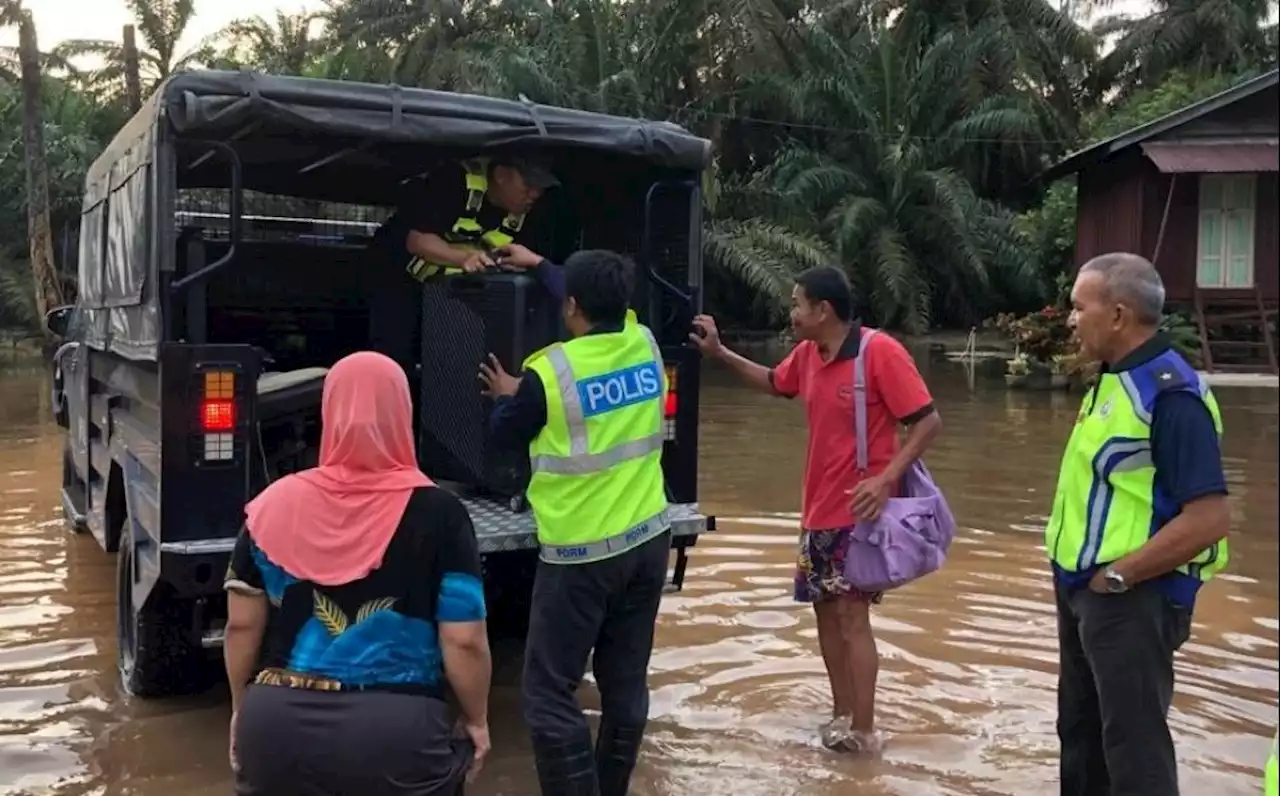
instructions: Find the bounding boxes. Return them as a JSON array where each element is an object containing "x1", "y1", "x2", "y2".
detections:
[
  {"x1": 418, "y1": 274, "x2": 561, "y2": 495},
  {"x1": 175, "y1": 189, "x2": 391, "y2": 246}
]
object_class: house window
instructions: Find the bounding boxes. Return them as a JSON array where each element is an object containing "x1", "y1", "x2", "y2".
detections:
[{"x1": 1197, "y1": 174, "x2": 1256, "y2": 289}]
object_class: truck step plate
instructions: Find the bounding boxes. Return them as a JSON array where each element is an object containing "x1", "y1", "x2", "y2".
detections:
[{"x1": 460, "y1": 499, "x2": 707, "y2": 555}]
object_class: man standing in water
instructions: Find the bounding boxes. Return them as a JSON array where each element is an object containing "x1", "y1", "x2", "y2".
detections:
[
  {"x1": 479, "y1": 250, "x2": 671, "y2": 794},
  {"x1": 1049, "y1": 253, "x2": 1230, "y2": 795},
  {"x1": 690, "y1": 266, "x2": 941, "y2": 752}
]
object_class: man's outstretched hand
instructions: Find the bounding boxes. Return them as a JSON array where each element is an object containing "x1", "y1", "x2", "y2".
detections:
[
  {"x1": 478, "y1": 354, "x2": 521, "y2": 398},
  {"x1": 493, "y1": 244, "x2": 543, "y2": 270}
]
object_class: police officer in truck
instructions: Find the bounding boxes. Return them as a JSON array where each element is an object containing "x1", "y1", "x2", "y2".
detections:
[
  {"x1": 478, "y1": 249, "x2": 670, "y2": 796},
  {"x1": 366, "y1": 154, "x2": 559, "y2": 368}
]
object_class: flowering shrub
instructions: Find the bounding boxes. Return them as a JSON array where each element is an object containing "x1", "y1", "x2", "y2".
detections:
[{"x1": 988, "y1": 305, "x2": 1077, "y2": 371}]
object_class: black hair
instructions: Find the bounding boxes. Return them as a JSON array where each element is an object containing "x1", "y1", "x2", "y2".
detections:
[
  {"x1": 795, "y1": 266, "x2": 853, "y2": 321},
  {"x1": 563, "y1": 249, "x2": 636, "y2": 326}
]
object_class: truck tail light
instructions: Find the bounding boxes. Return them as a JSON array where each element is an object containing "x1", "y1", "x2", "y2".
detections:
[
  {"x1": 201, "y1": 370, "x2": 237, "y2": 461},
  {"x1": 202, "y1": 400, "x2": 235, "y2": 431},
  {"x1": 663, "y1": 364, "x2": 678, "y2": 441}
]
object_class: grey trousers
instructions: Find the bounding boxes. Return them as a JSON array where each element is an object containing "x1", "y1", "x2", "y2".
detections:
[{"x1": 1055, "y1": 581, "x2": 1193, "y2": 796}]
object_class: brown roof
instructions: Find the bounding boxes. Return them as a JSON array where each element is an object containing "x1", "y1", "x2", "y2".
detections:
[
  {"x1": 1141, "y1": 140, "x2": 1279, "y2": 173},
  {"x1": 1043, "y1": 69, "x2": 1279, "y2": 182}
]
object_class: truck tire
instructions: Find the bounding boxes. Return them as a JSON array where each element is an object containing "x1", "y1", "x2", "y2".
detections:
[{"x1": 116, "y1": 520, "x2": 208, "y2": 698}]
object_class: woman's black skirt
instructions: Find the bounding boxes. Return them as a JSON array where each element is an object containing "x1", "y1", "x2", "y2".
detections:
[{"x1": 234, "y1": 684, "x2": 473, "y2": 796}]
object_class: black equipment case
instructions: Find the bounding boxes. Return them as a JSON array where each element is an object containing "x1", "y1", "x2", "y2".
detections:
[{"x1": 418, "y1": 272, "x2": 562, "y2": 497}]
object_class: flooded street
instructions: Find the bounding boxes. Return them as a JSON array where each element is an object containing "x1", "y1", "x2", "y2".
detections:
[{"x1": 2, "y1": 353, "x2": 1277, "y2": 796}]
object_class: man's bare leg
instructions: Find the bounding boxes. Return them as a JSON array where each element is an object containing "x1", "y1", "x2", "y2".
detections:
[
  {"x1": 814, "y1": 600, "x2": 853, "y2": 718},
  {"x1": 836, "y1": 595, "x2": 879, "y2": 743}
]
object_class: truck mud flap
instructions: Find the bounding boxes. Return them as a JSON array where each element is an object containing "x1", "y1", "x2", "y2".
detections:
[{"x1": 664, "y1": 514, "x2": 713, "y2": 594}]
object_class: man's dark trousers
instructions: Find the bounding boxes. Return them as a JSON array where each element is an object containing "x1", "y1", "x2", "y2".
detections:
[
  {"x1": 523, "y1": 531, "x2": 672, "y2": 796},
  {"x1": 1056, "y1": 580, "x2": 1193, "y2": 796}
]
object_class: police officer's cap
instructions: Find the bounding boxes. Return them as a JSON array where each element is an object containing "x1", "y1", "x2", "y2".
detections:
[{"x1": 494, "y1": 153, "x2": 560, "y2": 190}]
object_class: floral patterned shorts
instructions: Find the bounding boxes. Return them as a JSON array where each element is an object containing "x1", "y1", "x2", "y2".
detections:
[{"x1": 794, "y1": 526, "x2": 884, "y2": 604}]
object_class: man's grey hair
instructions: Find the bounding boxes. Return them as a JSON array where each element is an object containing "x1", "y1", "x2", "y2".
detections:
[{"x1": 1079, "y1": 252, "x2": 1166, "y2": 326}]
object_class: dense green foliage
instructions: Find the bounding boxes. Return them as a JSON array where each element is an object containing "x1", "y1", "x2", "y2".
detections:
[{"x1": 2, "y1": 0, "x2": 1277, "y2": 333}]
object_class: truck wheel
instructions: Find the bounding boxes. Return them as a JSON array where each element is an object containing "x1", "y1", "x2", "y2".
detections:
[{"x1": 116, "y1": 520, "x2": 208, "y2": 698}]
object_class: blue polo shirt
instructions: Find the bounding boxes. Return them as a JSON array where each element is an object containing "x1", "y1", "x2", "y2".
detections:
[{"x1": 1053, "y1": 333, "x2": 1228, "y2": 607}]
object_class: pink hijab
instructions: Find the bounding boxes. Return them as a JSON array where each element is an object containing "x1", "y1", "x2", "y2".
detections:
[{"x1": 245, "y1": 351, "x2": 434, "y2": 586}]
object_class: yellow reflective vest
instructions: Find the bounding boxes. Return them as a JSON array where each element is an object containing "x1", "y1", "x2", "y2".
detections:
[
  {"x1": 405, "y1": 160, "x2": 527, "y2": 281},
  {"x1": 1266, "y1": 731, "x2": 1278, "y2": 796},
  {"x1": 1046, "y1": 348, "x2": 1227, "y2": 592},
  {"x1": 522, "y1": 315, "x2": 669, "y2": 563}
]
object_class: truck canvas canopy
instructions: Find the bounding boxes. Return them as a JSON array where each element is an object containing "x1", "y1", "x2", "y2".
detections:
[{"x1": 92, "y1": 69, "x2": 711, "y2": 205}]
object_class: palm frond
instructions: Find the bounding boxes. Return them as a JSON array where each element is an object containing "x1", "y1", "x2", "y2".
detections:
[{"x1": 704, "y1": 218, "x2": 834, "y2": 320}]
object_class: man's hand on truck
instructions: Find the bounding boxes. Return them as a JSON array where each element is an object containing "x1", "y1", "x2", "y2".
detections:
[{"x1": 478, "y1": 354, "x2": 522, "y2": 398}]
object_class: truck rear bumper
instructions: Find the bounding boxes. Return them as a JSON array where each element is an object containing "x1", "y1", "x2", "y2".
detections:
[{"x1": 157, "y1": 500, "x2": 713, "y2": 568}]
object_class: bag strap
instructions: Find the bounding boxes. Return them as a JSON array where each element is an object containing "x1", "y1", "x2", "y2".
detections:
[{"x1": 852, "y1": 328, "x2": 878, "y2": 472}]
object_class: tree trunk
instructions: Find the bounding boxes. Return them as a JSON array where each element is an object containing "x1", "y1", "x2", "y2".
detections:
[
  {"x1": 18, "y1": 10, "x2": 64, "y2": 331},
  {"x1": 123, "y1": 24, "x2": 143, "y2": 114}
]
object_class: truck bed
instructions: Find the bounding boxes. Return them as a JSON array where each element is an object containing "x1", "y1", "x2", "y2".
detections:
[
  {"x1": 255, "y1": 369, "x2": 709, "y2": 555},
  {"x1": 460, "y1": 497, "x2": 707, "y2": 555}
]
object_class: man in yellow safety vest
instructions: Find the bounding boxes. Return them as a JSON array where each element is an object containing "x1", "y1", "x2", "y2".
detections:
[
  {"x1": 367, "y1": 154, "x2": 559, "y2": 367},
  {"x1": 1048, "y1": 252, "x2": 1231, "y2": 796},
  {"x1": 478, "y1": 249, "x2": 670, "y2": 796}
]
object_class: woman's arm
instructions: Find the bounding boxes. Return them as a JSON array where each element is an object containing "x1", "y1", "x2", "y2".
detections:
[
  {"x1": 224, "y1": 590, "x2": 269, "y2": 715},
  {"x1": 439, "y1": 612, "x2": 492, "y2": 727},
  {"x1": 223, "y1": 528, "x2": 269, "y2": 715},
  {"x1": 432, "y1": 496, "x2": 493, "y2": 778}
]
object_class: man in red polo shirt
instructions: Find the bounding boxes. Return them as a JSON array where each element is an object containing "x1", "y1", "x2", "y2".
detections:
[{"x1": 691, "y1": 266, "x2": 942, "y2": 753}]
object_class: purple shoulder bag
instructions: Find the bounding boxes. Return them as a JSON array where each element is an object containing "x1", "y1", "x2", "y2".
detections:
[{"x1": 841, "y1": 330, "x2": 957, "y2": 593}]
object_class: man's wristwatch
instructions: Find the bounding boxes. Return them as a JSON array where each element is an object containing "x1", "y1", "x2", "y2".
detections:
[{"x1": 1102, "y1": 566, "x2": 1129, "y2": 594}]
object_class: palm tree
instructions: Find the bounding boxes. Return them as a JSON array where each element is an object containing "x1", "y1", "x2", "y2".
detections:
[
  {"x1": 866, "y1": 0, "x2": 1096, "y2": 204},
  {"x1": 53, "y1": 0, "x2": 209, "y2": 106},
  {"x1": 2, "y1": 2, "x2": 64, "y2": 331},
  {"x1": 209, "y1": 9, "x2": 328, "y2": 76},
  {"x1": 739, "y1": 18, "x2": 1045, "y2": 330},
  {"x1": 1085, "y1": 0, "x2": 1278, "y2": 96},
  {"x1": 702, "y1": 162, "x2": 838, "y2": 323},
  {"x1": 0, "y1": 0, "x2": 76, "y2": 85}
]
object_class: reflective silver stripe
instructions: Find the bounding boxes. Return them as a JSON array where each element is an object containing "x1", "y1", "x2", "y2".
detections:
[
  {"x1": 531, "y1": 433, "x2": 665, "y2": 475},
  {"x1": 160, "y1": 538, "x2": 237, "y2": 555},
  {"x1": 540, "y1": 508, "x2": 671, "y2": 564},
  {"x1": 1077, "y1": 439, "x2": 1152, "y2": 570},
  {"x1": 546, "y1": 346, "x2": 589, "y2": 457},
  {"x1": 538, "y1": 326, "x2": 666, "y2": 476}
]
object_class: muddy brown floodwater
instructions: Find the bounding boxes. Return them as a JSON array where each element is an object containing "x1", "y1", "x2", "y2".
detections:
[{"x1": 1, "y1": 353, "x2": 1277, "y2": 796}]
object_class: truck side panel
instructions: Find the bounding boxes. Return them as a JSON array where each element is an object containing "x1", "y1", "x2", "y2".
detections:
[{"x1": 65, "y1": 350, "x2": 161, "y2": 554}]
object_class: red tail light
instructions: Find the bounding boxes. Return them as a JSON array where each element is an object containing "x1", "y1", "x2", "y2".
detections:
[
  {"x1": 202, "y1": 399, "x2": 236, "y2": 431},
  {"x1": 664, "y1": 364, "x2": 678, "y2": 418}
]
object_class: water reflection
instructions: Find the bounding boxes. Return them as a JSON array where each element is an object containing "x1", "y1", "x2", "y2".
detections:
[{"x1": 0, "y1": 354, "x2": 1276, "y2": 795}]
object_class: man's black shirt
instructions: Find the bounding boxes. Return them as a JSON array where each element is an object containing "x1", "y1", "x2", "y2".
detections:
[
  {"x1": 371, "y1": 162, "x2": 512, "y2": 270},
  {"x1": 366, "y1": 162, "x2": 532, "y2": 365}
]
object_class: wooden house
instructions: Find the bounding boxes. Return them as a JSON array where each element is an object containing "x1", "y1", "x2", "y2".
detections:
[{"x1": 1044, "y1": 69, "x2": 1279, "y2": 373}]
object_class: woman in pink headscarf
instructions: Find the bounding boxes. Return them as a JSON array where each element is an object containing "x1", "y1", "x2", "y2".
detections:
[{"x1": 223, "y1": 351, "x2": 491, "y2": 796}]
